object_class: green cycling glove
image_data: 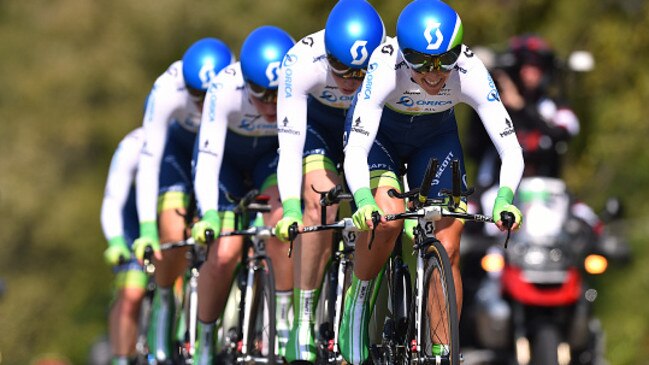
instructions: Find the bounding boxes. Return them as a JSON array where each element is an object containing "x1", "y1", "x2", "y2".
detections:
[
  {"x1": 191, "y1": 209, "x2": 221, "y2": 245},
  {"x1": 492, "y1": 187, "x2": 523, "y2": 228},
  {"x1": 352, "y1": 188, "x2": 383, "y2": 231},
  {"x1": 274, "y1": 198, "x2": 303, "y2": 242},
  {"x1": 103, "y1": 236, "x2": 131, "y2": 266},
  {"x1": 133, "y1": 221, "x2": 160, "y2": 261}
]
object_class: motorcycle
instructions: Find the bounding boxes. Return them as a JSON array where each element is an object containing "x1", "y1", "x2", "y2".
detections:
[{"x1": 469, "y1": 177, "x2": 611, "y2": 365}]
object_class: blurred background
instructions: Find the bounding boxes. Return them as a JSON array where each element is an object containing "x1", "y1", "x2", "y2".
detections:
[{"x1": 0, "y1": 0, "x2": 648, "y2": 364}]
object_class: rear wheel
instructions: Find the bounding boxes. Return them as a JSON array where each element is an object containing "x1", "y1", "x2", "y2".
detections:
[{"x1": 421, "y1": 238, "x2": 460, "y2": 365}]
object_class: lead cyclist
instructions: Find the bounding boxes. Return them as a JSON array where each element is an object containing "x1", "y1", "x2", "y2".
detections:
[{"x1": 341, "y1": 0, "x2": 524, "y2": 363}]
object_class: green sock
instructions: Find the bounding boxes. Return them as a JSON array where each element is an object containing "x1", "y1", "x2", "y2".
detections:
[
  {"x1": 339, "y1": 274, "x2": 375, "y2": 365},
  {"x1": 276, "y1": 290, "x2": 293, "y2": 357},
  {"x1": 111, "y1": 357, "x2": 128, "y2": 365},
  {"x1": 194, "y1": 321, "x2": 216, "y2": 365},
  {"x1": 148, "y1": 287, "x2": 174, "y2": 362},
  {"x1": 432, "y1": 343, "x2": 449, "y2": 356},
  {"x1": 285, "y1": 288, "x2": 320, "y2": 362}
]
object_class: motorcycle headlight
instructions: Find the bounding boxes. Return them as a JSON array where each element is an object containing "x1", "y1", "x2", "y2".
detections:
[{"x1": 584, "y1": 254, "x2": 608, "y2": 274}]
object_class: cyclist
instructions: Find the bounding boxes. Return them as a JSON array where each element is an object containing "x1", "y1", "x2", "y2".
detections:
[
  {"x1": 100, "y1": 128, "x2": 146, "y2": 365},
  {"x1": 272, "y1": 0, "x2": 385, "y2": 362},
  {"x1": 190, "y1": 26, "x2": 295, "y2": 364},
  {"x1": 132, "y1": 38, "x2": 233, "y2": 364},
  {"x1": 341, "y1": 0, "x2": 524, "y2": 362}
]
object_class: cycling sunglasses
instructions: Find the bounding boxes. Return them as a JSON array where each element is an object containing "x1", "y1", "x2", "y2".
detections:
[
  {"x1": 402, "y1": 45, "x2": 462, "y2": 73},
  {"x1": 186, "y1": 85, "x2": 206, "y2": 99},
  {"x1": 326, "y1": 53, "x2": 367, "y2": 80},
  {"x1": 247, "y1": 81, "x2": 278, "y2": 104}
]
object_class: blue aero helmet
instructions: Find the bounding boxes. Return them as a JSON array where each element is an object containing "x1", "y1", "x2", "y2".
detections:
[
  {"x1": 324, "y1": 0, "x2": 385, "y2": 78},
  {"x1": 182, "y1": 38, "x2": 234, "y2": 94},
  {"x1": 240, "y1": 26, "x2": 295, "y2": 102},
  {"x1": 396, "y1": 0, "x2": 464, "y2": 73}
]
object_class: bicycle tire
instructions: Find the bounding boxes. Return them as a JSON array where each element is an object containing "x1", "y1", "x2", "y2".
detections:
[
  {"x1": 420, "y1": 238, "x2": 460, "y2": 365},
  {"x1": 245, "y1": 257, "x2": 277, "y2": 365},
  {"x1": 388, "y1": 254, "x2": 413, "y2": 365}
]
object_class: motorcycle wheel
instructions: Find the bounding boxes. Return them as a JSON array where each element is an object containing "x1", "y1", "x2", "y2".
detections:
[{"x1": 532, "y1": 325, "x2": 559, "y2": 365}]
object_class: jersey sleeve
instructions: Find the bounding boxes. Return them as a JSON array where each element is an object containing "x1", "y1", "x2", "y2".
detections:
[
  {"x1": 276, "y1": 44, "x2": 322, "y2": 204},
  {"x1": 458, "y1": 52, "x2": 524, "y2": 193},
  {"x1": 343, "y1": 41, "x2": 397, "y2": 196},
  {"x1": 194, "y1": 73, "x2": 240, "y2": 215},
  {"x1": 136, "y1": 66, "x2": 182, "y2": 224},
  {"x1": 101, "y1": 129, "x2": 143, "y2": 240}
]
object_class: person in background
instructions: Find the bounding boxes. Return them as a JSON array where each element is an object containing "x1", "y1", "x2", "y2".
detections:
[
  {"x1": 273, "y1": 1, "x2": 386, "y2": 363},
  {"x1": 190, "y1": 26, "x2": 295, "y2": 364},
  {"x1": 132, "y1": 38, "x2": 234, "y2": 364},
  {"x1": 100, "y1": 128, "x2": 146, "y2": 365},
  {"x1": 466, "y1": 34, "x2": 580, "y2": 188}
]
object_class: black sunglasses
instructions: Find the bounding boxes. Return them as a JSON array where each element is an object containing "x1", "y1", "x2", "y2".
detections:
[
  {"x1": 186, "y1": 85, "x2": 206, "y2": 98},
  {"x1": 326, "y1": 53, "x2": 367, "y2": 80},
  {"x1": 402, "y1": 45, "x2": 462, "y2": 73},
  {"x1": 247, "y1": 81, "x2": 278, "y2": 104}
]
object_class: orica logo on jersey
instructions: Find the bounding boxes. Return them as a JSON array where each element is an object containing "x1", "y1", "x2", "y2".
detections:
[
  {"x1": 424, "y1": 22, "x2": 444, "y2": 51},
  {"x1": 266, "y1": 61, "x2": 281, "y2": 87},
  {"x1": 367, "y1": 62, "x2": 379, "y2": 73},
  {"x1": 350, "y1": 40, "x2": 369, "y2": 66},
  {"x1": 486, "y1": 75, "x2": 500, "y2": 102},
  {"x1": 397, "y1": 96, "x2": 415, "y2": 107},
  {"x1": 397, "y1": 96, "x2": 453, "y2": 108},
  {"x1": 198, "y1": 59, "x2": 217, "y2": 89}
]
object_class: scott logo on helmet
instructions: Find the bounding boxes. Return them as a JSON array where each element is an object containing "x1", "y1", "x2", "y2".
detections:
[
  {"x1": 265, "y1": 61, "x2": 281, "y2": 87},
  {"x1": 198, "y1": 60, "x2": 217, "y2": 89},
  {"x1": 424, "y1": 22, "x2": 444, "y2": 51},
  {"x1": 350, "y1": 40, "x2": 369, "y2": 66}
]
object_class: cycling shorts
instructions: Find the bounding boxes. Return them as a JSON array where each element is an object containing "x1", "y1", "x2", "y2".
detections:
[
  {"x1": 303, "y1": 96, "x2": 348, "y2": 174},
  {"x1": 158, "y1": 122, "x2": 196, "y2": 212}
]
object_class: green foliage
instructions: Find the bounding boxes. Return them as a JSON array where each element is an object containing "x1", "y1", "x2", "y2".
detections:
[{"x1": 0, "y1": 1, "x2": 647, "y2": 364}]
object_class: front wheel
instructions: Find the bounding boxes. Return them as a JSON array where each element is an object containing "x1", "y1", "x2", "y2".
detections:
[
  {"x1": 420, "y1": 238, "x2": 460, "y2": 365},
  {"x1": 531, "y1": 325, "x2": 559, "y2": 365},
  {"x1": 245, "y1": 258, "x2": 277, "y2": 365}
]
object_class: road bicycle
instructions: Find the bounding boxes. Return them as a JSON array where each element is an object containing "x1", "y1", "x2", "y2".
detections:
[
  {"x1": 139, "y1": 236, "x2": 205, "y2": 365},
  {"x1": 286, "y1": 184, "x2": 359, "y2": 365},
  {"x1": 212, "y1": 189, "x2": 278, "y2": 365},
  {"x1": 368, "y1": 158, "x2": 512, "y2": 365}
]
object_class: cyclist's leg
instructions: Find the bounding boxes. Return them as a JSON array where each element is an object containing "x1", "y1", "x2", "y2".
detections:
[
  {"x1": 194, "y1": 158, "x2": 247, "y2": 365},
  {"x1": 285, "y1": 118, "x2": 342, "y2": 363},
  {"x1": 149, "y1": 125, "x2": 196, "y2": 362},
  {"x1": 195, "y1": 214, "x2": 244, "y2": 365},
  {"x1": 260, "y1": 180, "x2": 294, "y2": 357},
  {"x1": 339, "y1": 136, "x2": 404, "y2": 363},
  {"x1": 110, "y1": 265, "x2": 147, "y2": 363}
]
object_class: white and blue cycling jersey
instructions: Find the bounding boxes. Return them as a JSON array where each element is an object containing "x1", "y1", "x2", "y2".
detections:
[
  {"x1": 276, "y1": 29, "x2": 357, "y2": 204},
  {"x1": 101, "y1": 128, "x2": 144, "y2": 271},
  {"x1": 344, "y1": 37, "x2": 524, "y2": 199},
  {"x1": 136, "y1": 61, "x2": 205, "y2": 224},
  {"x1": 194, "y1": 62, "x2": 279, "y2": 214}
]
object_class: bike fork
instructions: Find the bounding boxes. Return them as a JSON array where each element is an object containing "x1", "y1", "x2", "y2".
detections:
[
  {"x1": 333, "y1": 256, "x2": 350, "y2": 354},
  {"x1": 241, "y1": 263, "x2": 256, "y2": 356},
  {"x1": 188, "y1": 268, "x2": 199, "y2": 357}
]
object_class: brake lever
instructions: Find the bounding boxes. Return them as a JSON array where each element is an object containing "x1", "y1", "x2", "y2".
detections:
[
  {"x1": 500, "y1": 211, "x2": 515, "y2": 249},
  {"x1": 368, "y1": 211, "x2": 381, "y2": 251},
  {"x1": 287, "y1": 222, "x2": 299, "y2": 258}
]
